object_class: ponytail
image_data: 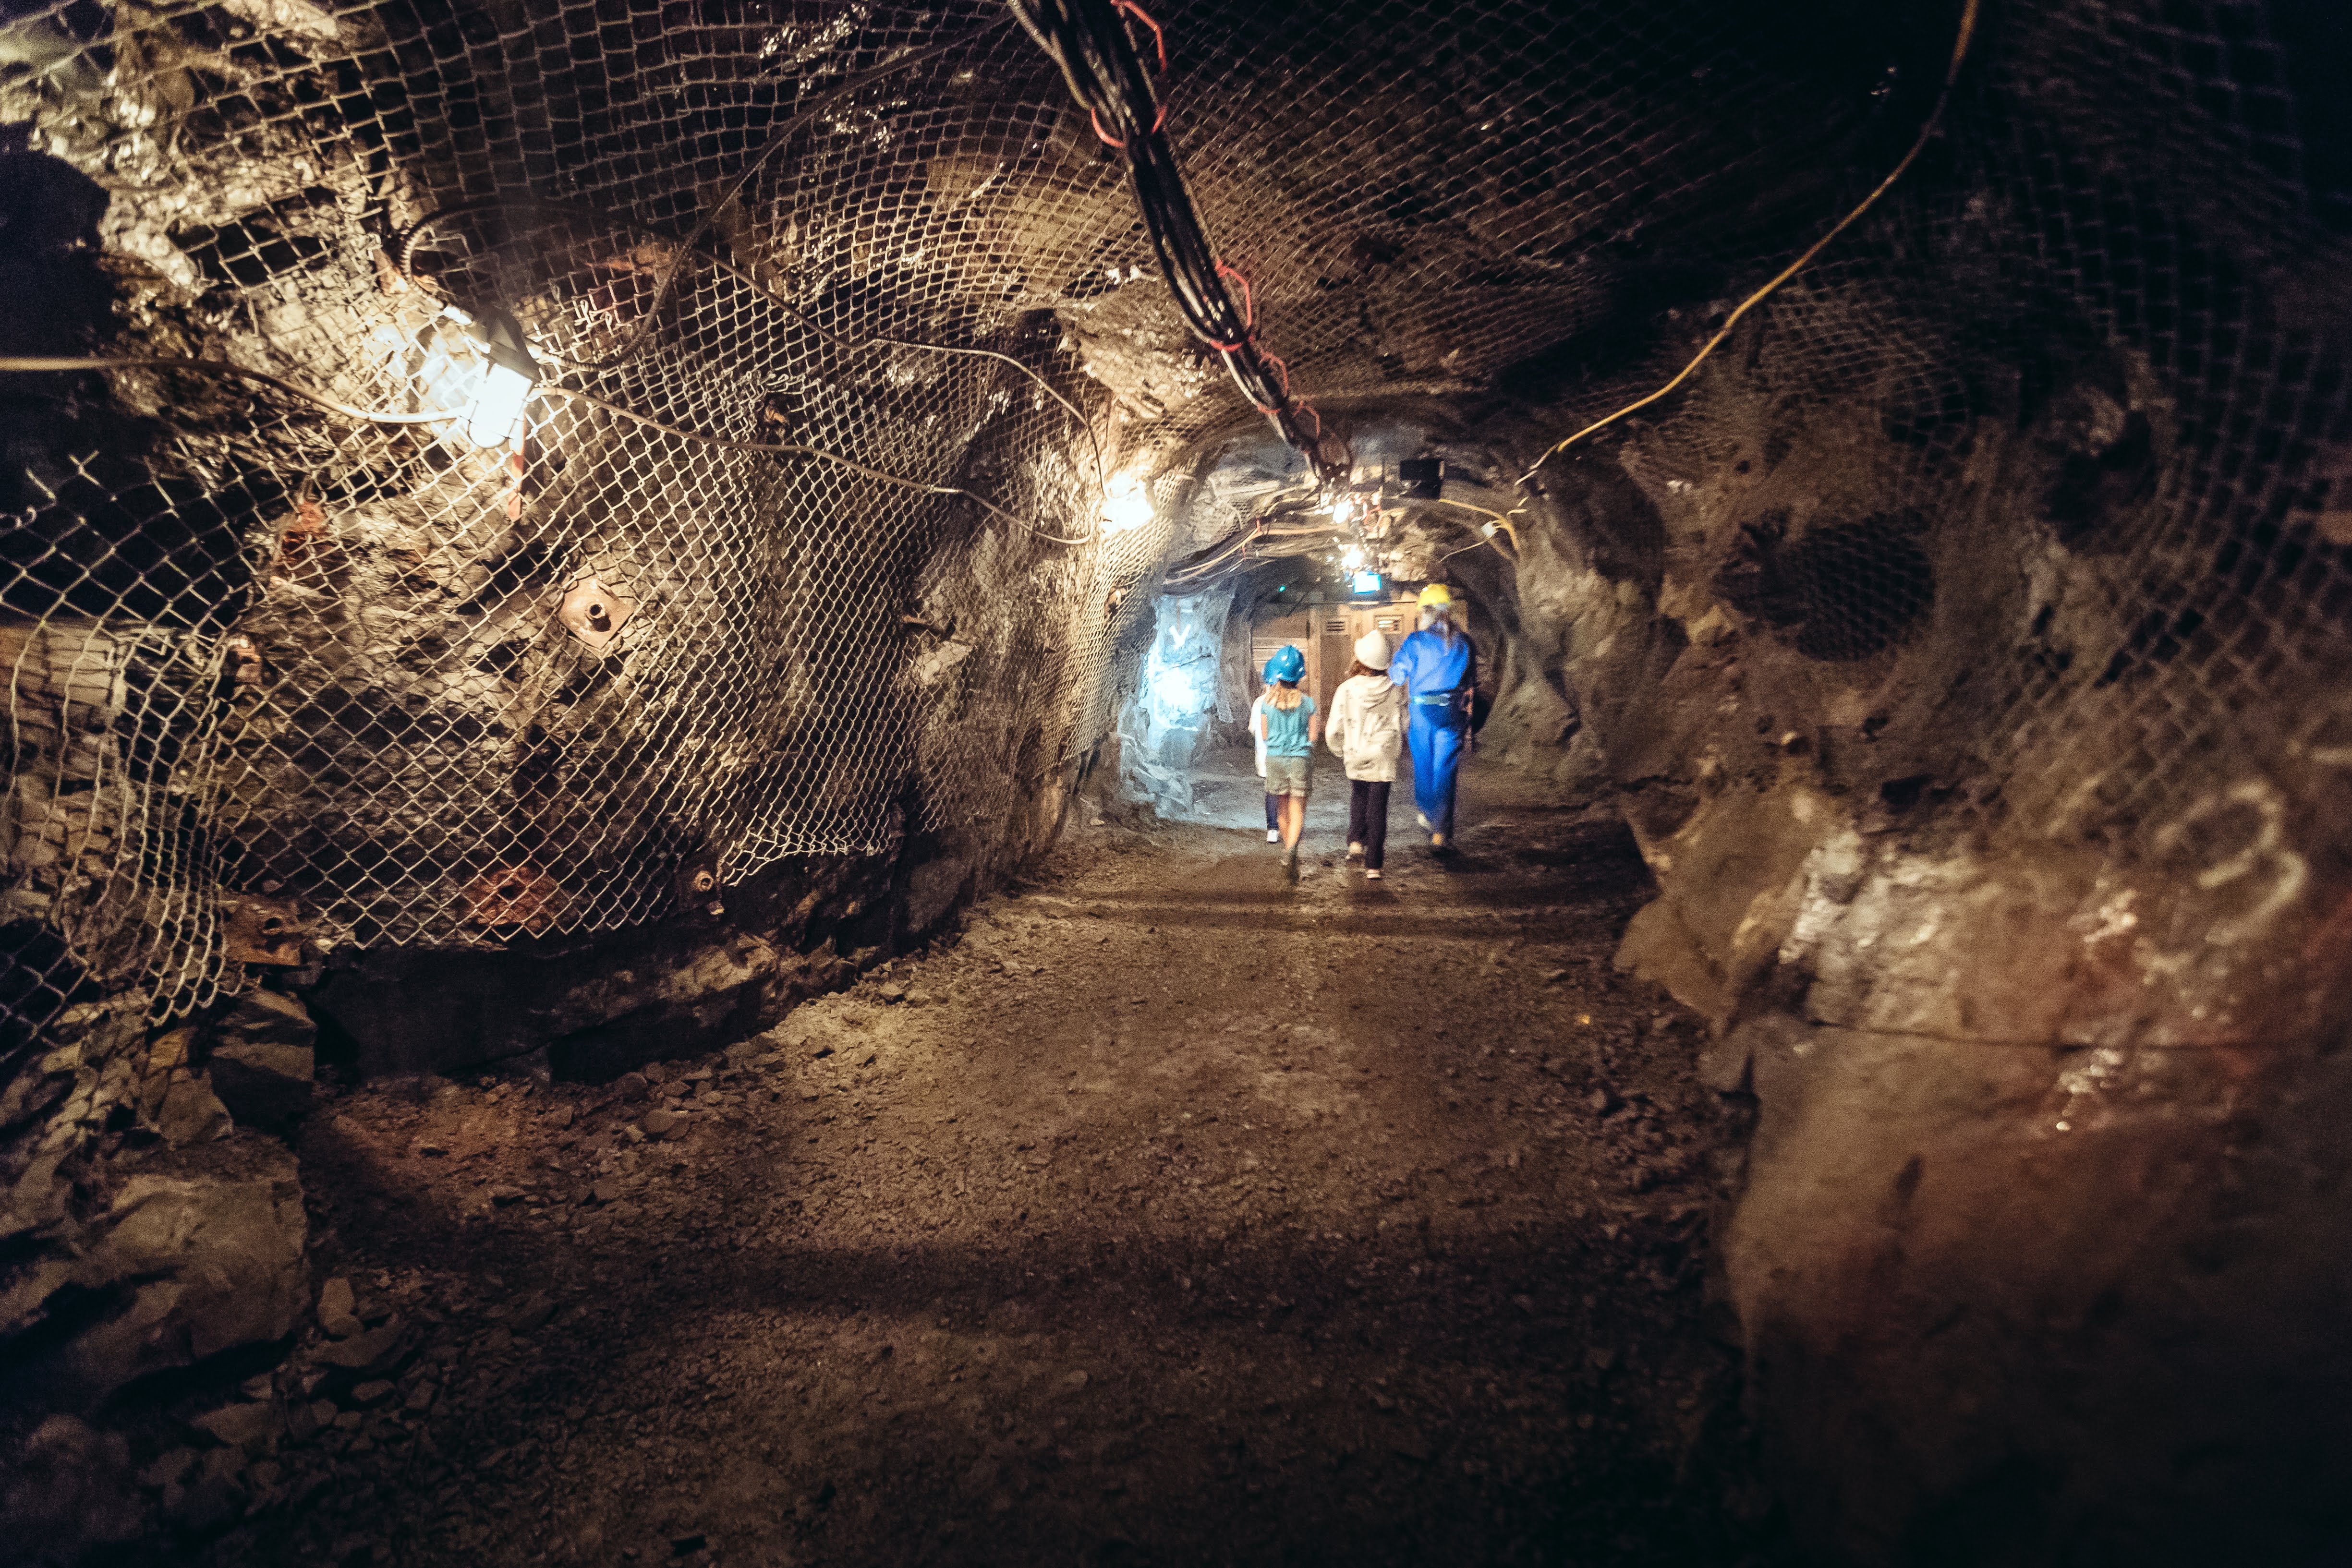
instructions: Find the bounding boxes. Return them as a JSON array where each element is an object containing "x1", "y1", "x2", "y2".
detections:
[{"x1": 1270, "y1": 681, "x2": 1303, "y2": 712}]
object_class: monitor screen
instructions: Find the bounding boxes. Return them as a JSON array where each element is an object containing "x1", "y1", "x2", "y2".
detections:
[{"x1": 1349, "y1": 569, "x2": 1383, "y2": 597}]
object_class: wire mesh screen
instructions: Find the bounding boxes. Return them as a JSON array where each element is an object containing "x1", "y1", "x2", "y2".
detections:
[
  {"x1": 1, "y1": 2, "x2": 1145, "y2": 1037},
  {"x1": 3, "y1": 0, "x2": 2349, "y2": 1049}
]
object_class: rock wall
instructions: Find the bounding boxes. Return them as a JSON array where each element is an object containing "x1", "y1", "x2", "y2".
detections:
[
  {"x1": 0, "y1": 762, "x2": 1072, "y2": 1565},
  {"x1": 3, "y1": 6, "x2": 1122, "y2": 1534},
  {"x1": 1, "y1": 989, "x2": 312, "y2": 1486},
  {"x1": 1114, "y1": 589, "x2": 1237, "y2": 820},
  {"x1": 1355, "y1": 319, "x2": 2352, "y2": 1560}
]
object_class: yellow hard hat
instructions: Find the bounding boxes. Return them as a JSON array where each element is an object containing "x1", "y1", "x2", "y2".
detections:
[{"x1": 1417, "y1": 583, "x2": 1455, "y2": 610}]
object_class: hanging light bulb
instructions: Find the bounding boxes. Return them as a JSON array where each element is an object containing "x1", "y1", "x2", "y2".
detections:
[
  {"x1": 1342, "y1": 544, "x2": 1366, "y2": 568},
  {"x1": 465, "y1": 306, "x2": 541, "y2": 449}
]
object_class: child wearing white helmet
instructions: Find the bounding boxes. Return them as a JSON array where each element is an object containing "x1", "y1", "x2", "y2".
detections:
[{"x1": 1324, "y1": 629, "x2": 1406, "y2": 878}]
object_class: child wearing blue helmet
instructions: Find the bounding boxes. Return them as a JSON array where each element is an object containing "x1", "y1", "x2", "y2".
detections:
[
  {"x1": 1251, "y1": 644, "x2": 1318, "y2": 878},
  {"x1": 1249, "y1": 653, "x2": 1284, "y2": 844}
]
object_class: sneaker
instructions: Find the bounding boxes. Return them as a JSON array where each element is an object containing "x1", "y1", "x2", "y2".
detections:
[
  {"x1": 1364, "y1": 868, "x2": 1382, "y2": 880},
  {"x1": 1416, "y1": 812, "x2": 1432, "y2": 832},
  {"x1": 1346, "y1": 842, "x2": 1364, "y2": 860},
  {"x1": 1267, "y1": 828, "x2": 1281, "y2": 844}
]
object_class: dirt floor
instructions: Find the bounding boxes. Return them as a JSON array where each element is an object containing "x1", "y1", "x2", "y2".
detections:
[{"x1": 193, "y1": 764, "x2": 1789, "y2": 1568}]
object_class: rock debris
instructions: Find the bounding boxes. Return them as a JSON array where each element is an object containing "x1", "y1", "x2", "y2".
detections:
[{"x1": 160, "y1": 792, "x2": 1780, "y2": 1566}]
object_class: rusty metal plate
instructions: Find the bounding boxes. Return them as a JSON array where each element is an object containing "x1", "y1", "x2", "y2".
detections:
[
  {"x1": 675, "y1": 845, "x2": 725, "y2": 920},
  {"x1": 223, "y1": 893, "x2": 306, "y2": 965},
  {"x1": 222, "y1": 634, "x2": 265, "y2": 687},
  {"x1": 462, "y1": 863, "x2": 563, "y2": 936},
  {"x1": 555, "y1": 576, "x2": 636, "y2": 652}
]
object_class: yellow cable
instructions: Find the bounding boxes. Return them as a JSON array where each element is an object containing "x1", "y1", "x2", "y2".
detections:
[
  {"x1": 1436, "y1": 531, "x2": 1515, "y2": 567},
  {"x1": 1424, "y1": 495, "x2": 1525, "y2": 552},
  {"x1": 1520, "y1": 0, "x2": 1980, "y2": 486}
]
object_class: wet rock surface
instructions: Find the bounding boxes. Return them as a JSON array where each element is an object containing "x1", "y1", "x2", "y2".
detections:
[{"x1": 173, "y1": 776, "x2": 1784, "y2": 1567}]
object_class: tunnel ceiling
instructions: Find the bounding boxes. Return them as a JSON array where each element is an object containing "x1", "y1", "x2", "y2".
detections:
[{"x1": 3, "y1": 0, "x2": 2352, "y2": 1037}]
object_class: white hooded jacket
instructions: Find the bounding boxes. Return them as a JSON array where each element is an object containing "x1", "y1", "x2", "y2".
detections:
[{"x1": 1325, "y1": 672, "x2": 1405, "y2": 782}]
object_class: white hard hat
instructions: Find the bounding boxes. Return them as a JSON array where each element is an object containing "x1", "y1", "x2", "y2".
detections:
[{"x1": 1354, "y1": 629, "x2": 1392, "y2": 669}]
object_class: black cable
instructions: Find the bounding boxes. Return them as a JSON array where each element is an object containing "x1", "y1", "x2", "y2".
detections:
[
  {"x1": 1004, "y1": 0, "x2": 1346, "y2": 485},
  {"x1": 1160, "y1": 515, "x2": 1349, "y2": 592}
]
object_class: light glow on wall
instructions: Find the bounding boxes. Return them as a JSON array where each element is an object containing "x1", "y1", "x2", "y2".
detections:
[
  {"x1": 1150, "y1": 667, "x2": 1200, "y2": 714},
  {"x1": 412, "y1": 307, "x2": 540, "y2": 450},
  {"x1": 1101, "y1": 472, "x2": 1155, "y2": 534},
  {"x1": 466, "y1": 359, "x2": 535, "y2": 448}
]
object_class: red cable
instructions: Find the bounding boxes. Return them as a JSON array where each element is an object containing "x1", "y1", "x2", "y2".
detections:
[
  {"x1": 1259, "y1": 349, "x2": 1291, "y2": 398},
  {"x1": 1069, "y1": 0, "x2": 1343, "y2": 482},
  {"x1": 1112, "y1": 0, "x2": 1167, "y2": 71},
  {"x1": 1214, "y1": 260, "x2": 1255, "y2": 329},
  {"x1": 1089, "y1": 100, "x2": 1166, "y2": 149}
]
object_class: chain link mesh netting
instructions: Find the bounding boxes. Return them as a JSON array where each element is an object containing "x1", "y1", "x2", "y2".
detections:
[{"x1": 2, "y1": 0, "x2": 2348, "y2": 1046}]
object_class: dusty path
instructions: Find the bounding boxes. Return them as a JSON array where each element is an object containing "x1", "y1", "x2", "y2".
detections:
[{"x1": 209, "y1": 783, "x2": 1782, "y2": 1568}]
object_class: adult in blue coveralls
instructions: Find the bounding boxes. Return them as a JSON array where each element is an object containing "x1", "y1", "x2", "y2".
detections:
[{"x1": 1389, "y1": 582, "x2": 1477, "y2": 849}]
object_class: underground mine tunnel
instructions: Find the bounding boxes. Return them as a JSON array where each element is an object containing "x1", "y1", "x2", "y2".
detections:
[{"x1": 3, "y1": 0, "x2": 2352, "y2": 1563}]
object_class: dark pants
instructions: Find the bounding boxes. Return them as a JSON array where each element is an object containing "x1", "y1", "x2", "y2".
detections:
[
  {"x1": 1265, "y1": 791, "x2": 1282, "y2": 831},
  {"x1": 1348, "y1": 779, "x2": 1392, "y2": 870}
]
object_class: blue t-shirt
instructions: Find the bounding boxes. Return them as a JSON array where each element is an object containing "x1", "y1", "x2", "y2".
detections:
[{"x1": 1261, "y1": 692, "x2": 1317, "y2": 757}]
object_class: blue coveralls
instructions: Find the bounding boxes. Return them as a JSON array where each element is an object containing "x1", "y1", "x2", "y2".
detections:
[{"x1": 1390, "y1": 625, "x2": 1477, "y2": 839}]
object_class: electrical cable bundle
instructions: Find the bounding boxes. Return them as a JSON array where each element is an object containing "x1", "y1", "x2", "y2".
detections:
[
  {"x1": 1005, "y1": 0, "x2": 1346, "y2": 487},
  {"x1": 1159, "y1": 506, "x2": 1348, "y2": 594}
]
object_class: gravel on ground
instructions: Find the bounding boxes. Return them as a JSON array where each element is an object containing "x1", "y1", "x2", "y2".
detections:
[{"x1": 199, "y1": 779, "x2": 1787, "y2": 1568}]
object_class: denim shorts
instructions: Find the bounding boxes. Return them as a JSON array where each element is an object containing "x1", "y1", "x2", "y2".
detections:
[{"x1": 1264, "y1": 754, "x2": 1311, "y2": 797}]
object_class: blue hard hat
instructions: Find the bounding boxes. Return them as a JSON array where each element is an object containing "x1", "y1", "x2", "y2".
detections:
[{"x1": 1266, "y1": 645, "x2": 1306, "y2": 683}]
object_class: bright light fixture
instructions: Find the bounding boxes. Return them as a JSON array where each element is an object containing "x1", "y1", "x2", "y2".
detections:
[
  {"x1": 1343, "y1": 544, "x2": 1365, "y2": 568},
  {"x1": 1101, "y1": 473, "x2": 1154, "y2": 534},
  {"x1": 464, "y1": 306, "x2": 541, "y2": 448},
  {"x1": 467, "y1": 361, "x2": 533, "y2": 447}
]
